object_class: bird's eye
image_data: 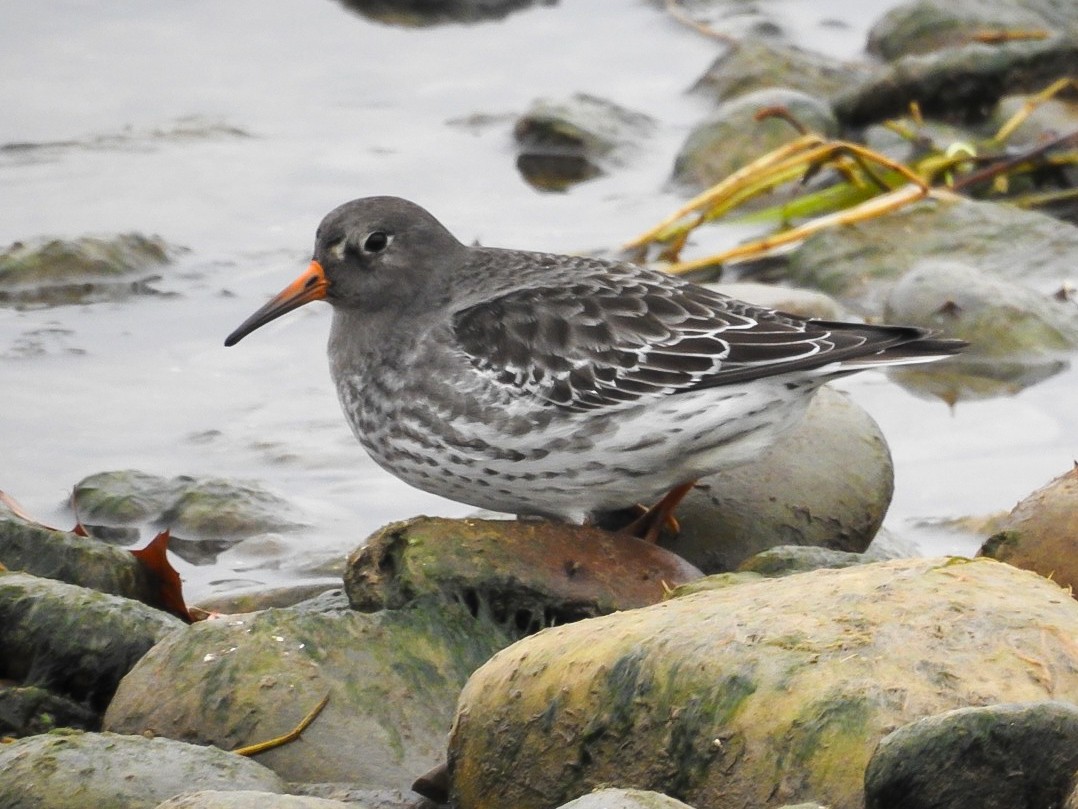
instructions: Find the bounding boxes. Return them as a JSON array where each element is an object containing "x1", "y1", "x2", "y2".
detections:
[{"x1": 363, "y1": 231, "x2": 390, "y2": 253}]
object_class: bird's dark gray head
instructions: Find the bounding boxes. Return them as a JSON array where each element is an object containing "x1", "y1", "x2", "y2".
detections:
[{"x1": 224, "y1": 196, "x2": 465, "y2": 347}]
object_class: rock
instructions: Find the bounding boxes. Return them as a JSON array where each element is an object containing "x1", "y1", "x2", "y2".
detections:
[
  {"x1": 737, "y1": 545, "x2": 871, "y2": 576},
  {"x1": 153, "y1": 791, "x2": 353, "y2": 809},
  {"x1": 513, "y1": 93, "x2": 655, "y2": 191},
  {"x1": 867, "y1": 0, "x2": 1078, "y2": 61},
  {"x1": 0, "y1": 572, "x2": 182, "y2": 715},
  {"x1": 0, "y1": 730, "x2": 285, "y2": 809},
  {"x1": 447, "y1": 558, "x2": 1078, "y2": 809},
  {"x1": 885, "y1": 259, "x2": 1078, "y2": 350},
  {"x1": 782, "y1": 197, "x2": 1078, "y2": 314},
  {"x1": 554, "y1": 788, "x2": 697, "y2": 808},
  {"x1": 690, "y1": 40, "x2": 865, "y2": 104},
  {"x1": 835, "y1": 36, "x2": 1078, "y2": 126},
  {"x1": 194, "y1": 583, "x2": 340, "y2": 615},
  {"x1": 652, "y1": 386, "x2": 893, "y2": 573},
  {"x1": 704, "y1": 281, "x2": 845, "y2": 321},
  {"x1": 0, "y1": 233, "x2": 176, "y2": 308},
  {"x1": 104, "y1": 599, "x2": 510, "y2": 789},
  {"x1": 0, "y1": 513, "x2": 157, "y2": 602},
  {"x1": 979, "y1": 465, "x2": 1078, "y2": 593},
  {"x1": 864, "y1": 701, "x2": 1078, "y2": 809},
  {"x1": 291, "y1": 783, "x2": 439, "y2": 808},
  {"x1": 345, "y1": 517, "x2": 702, "y2": 634},
  {"x1": 672, "y1": 88, "x2": 839, "y2": 191},
  {"x1": 73, "y1": 471, "x2": 304, "y2": 543},
  {"x1": 0, "y1": 684, "x2": 99, "y2": 736},
  {"x1": 334, "y1": 0, "x2": 552, "y2": 27}
]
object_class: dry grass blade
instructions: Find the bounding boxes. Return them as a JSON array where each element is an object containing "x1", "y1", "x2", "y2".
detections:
[
  {"x1": 233, "y1": 692, "x2": 331, "y2": 757},
  {"x1": 993, "y1": 77, "x2": 1078, "y2": 144}
]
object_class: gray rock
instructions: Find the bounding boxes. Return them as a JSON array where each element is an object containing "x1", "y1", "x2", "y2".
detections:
[
  {"x1": 104, "y1": 599, "x2": 509, "y2": 789},
  {"x1": 864, "y1": 701, "x2": 1078, "y2": 809},
  {"x1": 690, "y1": 40, "x2": 866, "y2": 104},
  {"x1": 783, "y1": 197, "x2": 1078, "y2": 314},
  {"x1": 555, "y1": 787, "x2": 697, "y2": 808},
  {"x1": 867, "y1": 0, "x2": 1078, "y2": 60},
  {"x1": 0, "y1": 730, "x2": 284, "y2": 809},
  {"x1": 0, "y1": 684, "x2": 99, "y2": 736},
  {"x1": 672, "y1": 88, "x2": 838, "y2": 191},
  {"x1": 0, "y1": 572, "x2": 182, "y2": 714},
  {"x1": 448, "y1": 558, "x2": 1078, "y2": 809},
  {"x1": 153, "y1": 791, "x2": 352, "y2": 809},
  {"x1": 737, "y1": 545, "x2": 871, "y2": 576},
  {"x1": 513, "y1": 93, "x2": 655, "y2": 191},
  {"x1": 335, "y1": 0, "x2": 553, "y2": 27},
  {"x1": 704, "y1": 281, "x2": 845, "y2": 321},
  {"x1": 656, "y1": 386, "x2": 893, "y2": 573}
]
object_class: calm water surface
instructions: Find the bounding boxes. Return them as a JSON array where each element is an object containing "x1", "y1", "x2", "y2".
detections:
[{"x1": 2, "y1": 0, "x2": 1075, "y2": 600}]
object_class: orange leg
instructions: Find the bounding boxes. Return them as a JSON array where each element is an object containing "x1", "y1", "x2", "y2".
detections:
[{"x1": 622, "y1": 480, "x2": 697, "y2": 543}]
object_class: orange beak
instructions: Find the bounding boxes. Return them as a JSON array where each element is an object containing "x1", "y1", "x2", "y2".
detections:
[{"x1": 224, "y1": 261, "x2": 328, "y2": 347}]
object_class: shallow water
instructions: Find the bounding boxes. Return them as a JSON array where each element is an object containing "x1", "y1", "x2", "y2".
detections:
[{"x1": 3, "y1": 0, "x2": 1076, "y2": 601}]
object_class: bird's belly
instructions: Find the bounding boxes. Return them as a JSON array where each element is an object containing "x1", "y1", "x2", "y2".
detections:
[{"x1": 338, "y1": 374, "x2": 817, "y2": 521}]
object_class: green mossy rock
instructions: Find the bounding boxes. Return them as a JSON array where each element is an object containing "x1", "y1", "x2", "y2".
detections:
[
  {"x1": 104, "y1": 599, "x2": 510, "y2": 789},
  {"x1": 448, "y1": 558, "x2": 1078, "y2": 809}
]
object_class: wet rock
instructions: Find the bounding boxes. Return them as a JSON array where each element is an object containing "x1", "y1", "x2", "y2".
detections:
[
  {"x1": 782, "y1": 197, "x2": 1078, "y2": 315},
  {"x1": 154, "y1": 792, "x2": 353, "y2": 809},
  {"x1": 867, "y1": 0, "x2": 1078, "y2": 61},
  {"x1": 334, "y1": 0, "x2": 553, "y2": 27},
  {"x1": 654, "y1": 386, "x2": 893, "y2": 573},
  {"x1": 0, "y1": 572, "x2": 182, "y2": 716},
  {"x1": 690, "y1": 40, "x2": 866, "y2": 104},
  {"x1": 884, "y1": 260, "x2": 1078, "y2": 357},
  {"x1": 513, "y1": 93, "x2": 655, "y2": 191},
  {"x1": 737, "y1": 545, "x2": 871, "y2": 576},
  {"x1": 194, "y1": 583, "x2": 340, "y2": 615},
  {"x1": 555, "y1": 788, "x2": 697, "y2": 809},
  {"x1": 72, "y1": 471, "x2": 304, "y2": 553},
  {"x1": 0, "y1": 684, "x2": 99, "y2": 736},
  {"x1": 672, "y1": 88, "x2": 839, "y2": 191},
  {"x1": 291, "y1": 783, "x2": 439, "y2": 808},
  {"x1": 979, "y1": 465, "x2": 1078, "y2": 593},
  {"x1": 104, "y1": 599, "x2": 509, "y2": 789},
  {"x1": 0, "y1": 513, "x2": 157, "y2": 601},
  {"x1": 864, "y1": 701, "x2": 1078, "y2": 809},
  {"x1": 705, "y1": 281, "x2": 846, "y2": 320},
  {"x1": 447, "y1": 558, "x2": 1078, "y2": 809},
  {"x1": 0, "y1": 730, "x2": 285, "y2": 809},
  {"x1": 835, "y1": 36, "x2": 1078, "y2": 126},
  {"x1": 345, "y1": 517, "x2": 702, "y2": 634},
  {"x1": 0, "y1": 233, "x2": 176, "y2": 308}
]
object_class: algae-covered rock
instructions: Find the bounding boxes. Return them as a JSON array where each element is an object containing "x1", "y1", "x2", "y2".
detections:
[
  {"x1": 345, "y1": 517, "x2": 702, "y2": 633},
  {"x1": 864, "y1": 701, "x2": 1078, "y2": 809},
  {"x1": 105, "y1": 599, "x2": 510, "y2": 789},
  {"x1": 737, "y1": 545, "x2": 871, "y2": 576},
  {"x1": 653, "y1": 386, "x2": 893, "y2": 573},
  {"x1": 448, "y1": 558, "x2": 1078, "y2": 809},
  {"x1": 0, "y1": 572, "x2": 182, "y2": 714},
  {"x1": 336, "y1": 0, "x2": 549, "y2": 27},
  {"x1": 0, "y1": 514, "x2": 156, "y2": 601},
  {"x1": 0, "y1": 730, "x2": 285, "y2": 809},
  {"x1": 979, "y1": 465, "x2": 1078, "y2": 594},
  {"x1": 0, "y1": 233, "x2": 176, "y2": 307},
  {"x1": 672, "y1": 88, "x2": 838, "y2": 191},
  {"x1": 514, "y1": 93, "x2": 655, "y2": 191}
]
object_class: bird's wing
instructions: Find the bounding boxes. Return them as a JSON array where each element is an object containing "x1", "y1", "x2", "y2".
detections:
[{"x1": 450, "y1": 257, "x2": 913, "y2": 412}]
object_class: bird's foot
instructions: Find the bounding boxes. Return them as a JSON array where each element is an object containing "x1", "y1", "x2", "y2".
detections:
[{"x1": 619, "y1": 481, "x2": 696, "y2": 543}]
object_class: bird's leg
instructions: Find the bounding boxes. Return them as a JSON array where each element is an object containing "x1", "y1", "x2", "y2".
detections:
[{"x1": 622, "y1": 481, "x2": 697, "y2": 543}]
